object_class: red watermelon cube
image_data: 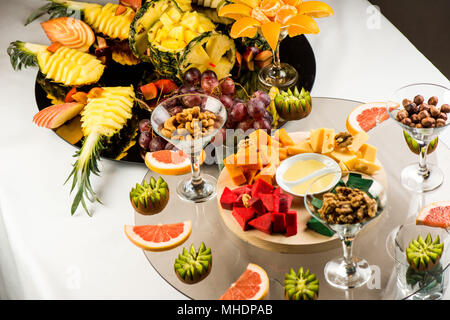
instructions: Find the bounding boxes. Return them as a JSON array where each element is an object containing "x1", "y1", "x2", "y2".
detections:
[
  {"x1": 220, "y1": 187, "x2": 237, "y2": 210},
  {"x1": 251, "y1": 178, "x2": 273, "y2": 197},
  {"x1": 232, "y1": 207, "x2": 256, "y2": 231},
  {"x1": 285, "y1": 210, "x2": 297, "y2": 237},
  {"x1": 248, "y1": 196, "x2": 266, "y2": 215},
  {"x1": 279, "y1": 194, "x2": 293, "y2": 213},
  {"x1": 248, "y1": 213, "x2": 272, "y2": 234},
  {"x1": 232, "y1": 185, "x2": 252, "y2": 197},
  {"x1": 274, "y1": 187, "x2": 283, "y2": 195},
  {"x1": 271, "y1": 212, "x2": 286, "y2": 233},
  {"x1": 259, "y1": 194, "x2": 280, "y2": 212}
]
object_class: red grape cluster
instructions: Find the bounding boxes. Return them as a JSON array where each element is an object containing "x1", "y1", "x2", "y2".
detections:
[{"x1": 137, "y1": 118, "x2": 176, "y2": 158}]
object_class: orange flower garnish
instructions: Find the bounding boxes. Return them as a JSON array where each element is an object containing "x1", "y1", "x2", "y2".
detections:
[
  {"x1": 259, "y1": 0, "x2": 282, "y2": 18},
  {"x1": 230, "y1": 17, "x2": 261, "y2": 38},
  {"x1": 260, "y1": 22, "x2": 281, "y2": 51},
  {"x1": 275, "y1": 5, "x2": 298, "y2": 24},
  {"x1": 251, "y1": 7, "x2": 271, "y2": 23}
]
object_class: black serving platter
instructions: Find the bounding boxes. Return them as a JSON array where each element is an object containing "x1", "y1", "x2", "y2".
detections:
[{"x1": 34, "y1": 35, "x2": 316, "y2": 164}]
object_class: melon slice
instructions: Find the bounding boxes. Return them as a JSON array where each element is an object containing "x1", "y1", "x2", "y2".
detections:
[
  {"x1": 232, "y1": 207, "x2": 256, "y2": 231},
  {"x1": 220, "y1": 187, "x2": 238, "y2": 210},
  {"x1": 248, "y1": 213, "x2": 272, "y2": 234}
]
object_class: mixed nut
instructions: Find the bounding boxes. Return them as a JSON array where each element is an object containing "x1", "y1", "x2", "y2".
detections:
[
  {"x1": 318, "y1": 187, "x2": 377, "y2": 224},
  {"x1": 396, "y1": 95, "x2": 450, "y2": 128},
  {"x1": 160, "y1": 106, "x2": 219, "y2": 140},
  {"x1": 335, "y1": 132, "x2": 353, "y2": 148}
]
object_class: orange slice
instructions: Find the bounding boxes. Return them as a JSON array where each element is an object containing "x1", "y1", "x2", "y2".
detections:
[
  {"x1": 251, "y1": 7, "x2": 271, "y2": 23},
  {"x1": 260, "y1": 0, "x2": 282, "y2": 18},
  {"x1": 283, "y1": 0, "x2": 302, "y2": 6},
  {"x1": 417, "y1": 201, "x2": 450, "y2": 229},
  {"x1": 218, "y1": 3, "x2": 253, "y2": 20},
  {"x1": 275, "y1": 5, "x2": 298, "y2": 25},
  {"x1": 297, "y1": 0, "x2": 334, "y2": 18},
  {"x1": 286, "y1": 14, "x2": 319, "y2": 36},
  {"x1": 234, "y1": 0, "x2": 261, "y2": 8},
  {"x1": 260, "y1": 21, "x2": 281, "y2": 51},
  {"x1": 219, "y1": 263, "x2": 269, "y2": 300},
  {"x1": 124, "y1": 221, "x2": 192, "y2": 251},
  {"x1": 345, "y1": 101, "x2": 399, "y2": 135},
  {"x1": 144, "y1": 149, "x2": 205, "y2": 175},
  {"x1": 230, "y1": 17, "x2": 261, "y2": 38}
]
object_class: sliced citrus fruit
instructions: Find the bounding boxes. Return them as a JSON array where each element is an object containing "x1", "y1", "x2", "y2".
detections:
[
  {"x1": 124, "y1": 221, "x2": 192, "y2": 251},
  {"x1": 235, "y1": 0, "x2": 261, "y2": 8},
  {"x1": 417, "y1": 201, "x2": 450, "y2": 229},
  {"x1": 251, "y1": 7, "x2": 271, "y2": 24},
  {"x1": 230, "y1": 17, "x2": 261, "y2": 38},
  {"x1": 260, "y1": 21, "x2": 281, "y2": 51},
  {"x1": 284, "y1": 0, "x2": 302, "y2": 6},
  {"x1": 220, "y1": 263, "x2": 269, "y2": 300},
  {"x1": 286, "y1": 14, "x2": 319, "y2": 36},
  {"x1": 275, "y1": 5, "x2": 298, "y2": 24},
  {"x1": 297, "y1": 0, "x2": 334, "y2": 18},
  {"x1": 346, "y1": 101, "x2": 400, "y2": 135},
  {"x1": 218, "y1": 3, "x2": 253, "y2": 20},
  {"x1": 144, "y1": 149, "x2": 205, "y2": 175},
  {"x1": 260, "y1": 0, "x2": 282, "y2": 18}
]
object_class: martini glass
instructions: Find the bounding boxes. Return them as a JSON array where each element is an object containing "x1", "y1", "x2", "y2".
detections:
[
  {"x1": 151, "y1": 94, "x2": 226, "y2": 203},
  {"x1": 257, "y1": 28, "x2": 298, "y2": 91},
  {"x1": 304, "y1": 171, "x2": 388, "y2": 289},
  {"x1": 388, "y1": 83, "x2": 450, "y2": 192}
]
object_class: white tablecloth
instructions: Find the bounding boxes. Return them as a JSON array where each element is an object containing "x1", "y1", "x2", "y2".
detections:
[{"x1": 0, "y1": 0, "x2": 449, "y2": 299}]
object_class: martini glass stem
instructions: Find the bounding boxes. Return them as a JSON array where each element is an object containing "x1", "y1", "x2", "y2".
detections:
[
  {"x1": 341, "y1": 236, "x2": 357, "y2": 276},
  {"x1": 190, "y1": 149, "x2": 203, "y2": 186},
  {"x1": 418, "y1": 141, "x2": 431, "y2": 178},
  {"x1": 272, "y1": 39, "x2": 281, "y2": 70}
]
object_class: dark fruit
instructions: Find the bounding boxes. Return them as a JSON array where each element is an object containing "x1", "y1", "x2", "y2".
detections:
[
  {"x1": 138, "y1": 131, "x2": 151, "y2": 149},
  {"x1": 236, "y1": 119, "x2": 254, "y2": 131},
  {"x1": 181, "y1": 94, "x2": 203, "y2": 108},
  {"x1": 252, "y1": 90, "x2": 271, "y2": 107},
  {"x1": 220, "y1": 77, "x2": 235, "y2": 96},
  {"x1": 253, "y1": 118, "x2": 272, "y2": 132},
  {"x1": 183, "y1": 67, "x2": 202, "y2": 85},
  {"x1": 201, "y1": 76, "x2": 219, "y2": 95},
  {"x1": 130, "y1": 176, "x2": 170, "y2": 215},
  {"x1": 230, "y1": 102, "x2": 248, "y2": 122},
  {"x1": 149, "y1": 136, "x2": 167, "y2": 152},
  {"x1": 168, "y1": 106, "x2": 183, "y2": 116},
  {"x1": 201, "y1": 70, "x2": 217, "y2": 80},
  {"x1": 138, "y1": 119, "x2": 151, "y2": 132},
  {"x1": 220, "y1": 94, "x2": 234, "y2": 110},
  {"x1": 247, "y1": 98, "x2": 266, "y2": 119},
  {"x1": 178, "y1": 84, "x2": 196, "y2": 95}
]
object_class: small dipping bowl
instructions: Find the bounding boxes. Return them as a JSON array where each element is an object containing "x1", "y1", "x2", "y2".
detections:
[{"x1": 275, "y1": 153, "x2": 342, "y2": 197}]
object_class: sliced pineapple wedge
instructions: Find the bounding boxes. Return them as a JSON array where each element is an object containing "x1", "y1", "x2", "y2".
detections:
[{"x1": 179, "y1": 32, "x2": 235, "y2": 80}]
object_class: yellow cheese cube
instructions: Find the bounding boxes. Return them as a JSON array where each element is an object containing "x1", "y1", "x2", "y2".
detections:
[
  {"x1": 255, "y1": 164, "x2": 277, "y2": 185},
  {"x1": 249, "y1": 129, "x2": 271, "y2": 148},
  {"x1": 287, "y1": 140, "x2": 313, "y2": 155},
  {"x1": 352, "y1": 158, "x2": 381, "y2": 175},
  {"x1": 321, "y1": 128, "x2": 335, "y2": 154},
  {"x1": 338, "y1": 161, "x2": 349, "y2": 177},
  {"x1": 348, "y1": 131, "x2": 369, "y2": 153},
  {"x1": 310, "y1": 128, "x2": 325, "y2": 153},
  {"x1": 274, "y1": 128, "x2": 294, "y2": 146},
  {"x1": 359, "y1": 144, "x2": 377, "y2": 163},
  {"x1": 329, "y1": 149, "x2": 358, "y2": 169}
]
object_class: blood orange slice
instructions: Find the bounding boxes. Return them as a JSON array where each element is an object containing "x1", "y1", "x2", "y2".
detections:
[
  {"x1": 124, "y1": 221, "x2": 192, "y2": 251},
  {"x1": 346, "y1": 101, "x2": 400, "y2": 135},
  {"x1": 219, "y1": 263, "x2": 269, "y2": 300},
  {"x1": 417, "y1": 201, "x2": 450, "y2": 229},
  {"x1": 144, "y1": 149, "x2": 205, "y2": 175}
]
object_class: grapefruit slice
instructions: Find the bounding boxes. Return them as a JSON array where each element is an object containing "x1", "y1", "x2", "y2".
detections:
[
  {"x1": 219, "y1": 263, "x2": 269, "y2": 300},
  {"x1": 346, "y1": 101, "x2": 400, "y2": 135},
  {"x1": 124, "y1": 221, "x2": 192, "y2": 251},
  {"x1": 144, "y1": 149, "x2": 205, "y2": 175},
  {"x1": 417, "y1": 201, "x2": 450, "y2": 229}
]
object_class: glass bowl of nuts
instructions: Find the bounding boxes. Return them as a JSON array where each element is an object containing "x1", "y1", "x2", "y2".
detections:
[
  {"x1": 387, "y1": 83, "x2": 450, "y2": 192},
  {"x1": 151, "y1": 93, "x2": 227, "y2": 203},
  {"x1": 304, "y1": 171, "x2": 388, "y2": 290}
]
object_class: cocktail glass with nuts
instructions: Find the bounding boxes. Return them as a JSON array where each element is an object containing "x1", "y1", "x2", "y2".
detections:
[
  {"x1": 304, "y1": 171, "x2": 388, "y2": 289},
  {"x1": 387, "y1": 83, "x2": 450, "y2": 192},
  {"x1": 151, "y1": 94, "x2": 227, "y2": 203}
]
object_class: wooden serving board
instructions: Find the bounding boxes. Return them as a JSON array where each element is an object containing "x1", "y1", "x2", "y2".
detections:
[{"x1": 216, "y1": 131, "x2": 388, "y2": 254}]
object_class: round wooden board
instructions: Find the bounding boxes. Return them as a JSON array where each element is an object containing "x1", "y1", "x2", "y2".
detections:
[{"x1": 216, "y1": 131, "x2": 389, "y2": 254}]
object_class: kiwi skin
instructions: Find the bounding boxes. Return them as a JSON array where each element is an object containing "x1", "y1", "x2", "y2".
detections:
[
  {"x1": 129, "y1": 177, "x2": 170, "y2": 215},
  {"x1": 175, "y1": 259, "x2": 212, "y2": 285},
  {"x1": 130, "y1": 192, "x2": 169, "y2": 215}
]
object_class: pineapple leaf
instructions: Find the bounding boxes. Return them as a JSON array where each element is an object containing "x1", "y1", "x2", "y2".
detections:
[
  {"x1": 7, "y1": 41, "x2": 38, "y2": 71},
  {"x1": 25, "y1": 3, "x2": 52, "y2": 26},
  {"x1": 25, "y1": 0, "x2": 82, "y2": 25}
]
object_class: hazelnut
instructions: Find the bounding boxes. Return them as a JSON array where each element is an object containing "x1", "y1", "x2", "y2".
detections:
[
  {"x1": 414, "y1": 95, "x2": 424, "y2": 105},
  {"x1": 438, "y1": 113, "x2": 448, "y2": 121},
  {"x1": 428, "y1": 96, "x2": 438, "y2": 106},
  {"x1": 440, "y1": 104, "x2": 450, "y2": 113},
  {"x1": 436, "y1": 119, "x2": 446, "y2": 127},
  {"x1": 430, "y1": 106, "x2": 440, "y2": 118},
  {"x1": 418, "y1": 110, "x2": 430, "y2": 120},
  {"x1": 415, "y1": 123, "x2": 423, "y2": 128},
  {"x1": 419, "y1": 103, "x2": 430, "y2": 112},
  {"x1": 421, "y1": 117, "x2": 435, "y2": 128},
  {"x1": 401, "y1": 118, "x2": 412, "y2": 126},
  {"x1": 404, "y1": 103, "x2": 417, "y2": 114},
  {"x1": 402, "y1": 98, "x2": 412, "y2": 107},
  {"x1": 410, "y1": 114, "x2": 420, "y2": 123},
  {"x1": 396, "y1": 110, "x2": 408, "y2": 121}
]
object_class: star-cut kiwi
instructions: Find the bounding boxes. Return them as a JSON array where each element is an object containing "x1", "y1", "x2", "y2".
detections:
[
  {"x1": 284, "y1": 267, "x2": 319, "y2": 300},
  {"x1": 174, "y1": 242, "x2": 212, "y2": 284},
  {"x1": 129, "y1": 176, "x2": 169, "y2": 215},
  {"x1": 406, "y1": 234, "x2": 443, "y2": 271}
]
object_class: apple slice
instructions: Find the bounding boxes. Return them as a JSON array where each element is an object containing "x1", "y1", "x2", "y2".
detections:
[{"x1": 33, "y1": 102, "x2": 85, "y2": 129}]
